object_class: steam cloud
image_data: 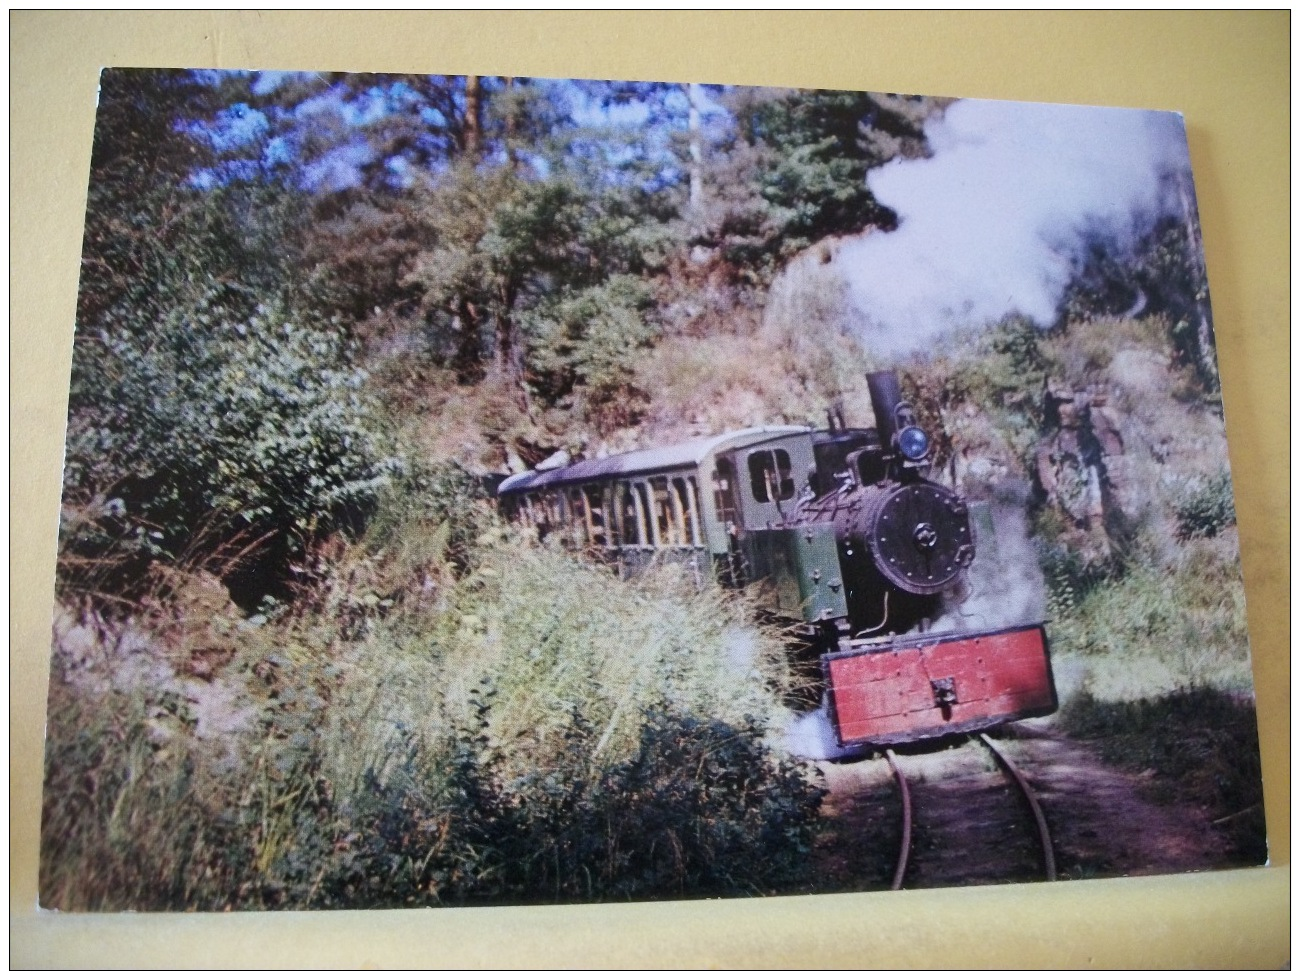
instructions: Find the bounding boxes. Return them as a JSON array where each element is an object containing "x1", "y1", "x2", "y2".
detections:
[{"x1": 839, "y1": 99, "x2": 1192, "y2": 356}]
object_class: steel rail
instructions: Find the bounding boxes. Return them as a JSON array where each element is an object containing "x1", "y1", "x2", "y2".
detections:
[
  {"x1": 884, "y1": 748, "x2": 912, "y2": 890},
  {"x1": 978, "y1": 732, "x2": 1057, "y2": 882}
]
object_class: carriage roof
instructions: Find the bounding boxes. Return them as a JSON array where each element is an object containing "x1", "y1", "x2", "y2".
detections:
[{"x1": 496, "y1": 425, "x2": 810, "y2": 497}]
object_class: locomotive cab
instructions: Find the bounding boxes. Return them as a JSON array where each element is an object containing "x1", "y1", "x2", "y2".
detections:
[
  {"x1": 714, "y1": 431, "x2": 815, "y2": 531},
  {"x1": 710, "y1": 429, "x2": 844, "y2": 622},
  {"x1": 809, "y1": 425, "x2": 879, "y2": 496}
]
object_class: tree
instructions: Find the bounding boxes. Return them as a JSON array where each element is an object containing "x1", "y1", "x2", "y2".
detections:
[
  {"x1": 521, "y1": 274, "x2": 658, "y2": 430},
  {"x1": 696, "y1": 88, "x2": 949, "y2": 275},
  {"x1": 244, "y1": 73, "x2": 502, "y2": 188},
  {"x1": 403, "y1": 164, "x2": 525, "y2": 379},
  {"x1": 406, "y1": 164, "x2": 673, "y2": 364},
  {"x1": 247, "y1": 75, "x2": 567, "y2": 341},
  {"x1": 402, "y1": 81, "x2": 683, "y2": 393},
  {"x1": 1057, "y1": 170, "x2": 1220, "y2": 394},
  {"x1": 64, "y1": 70, "x2": 396, "y2": 604},
  {"x1": 76, "y1": 69, "x2": 233, "y2": 334}
]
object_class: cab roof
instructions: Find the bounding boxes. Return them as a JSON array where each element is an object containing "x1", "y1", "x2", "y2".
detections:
[{"x1": 497, "y1": 425, "x2": 810, "y2": 496}]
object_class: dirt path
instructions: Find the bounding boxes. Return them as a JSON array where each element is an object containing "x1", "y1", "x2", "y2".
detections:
[{"x1": 807, "y1": 720, "x2": 1233, "y2": 892}]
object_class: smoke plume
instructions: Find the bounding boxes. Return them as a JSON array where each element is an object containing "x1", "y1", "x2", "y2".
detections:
[{"x1": 839, "y1": 98, "x2": 1192, "y2": 356}]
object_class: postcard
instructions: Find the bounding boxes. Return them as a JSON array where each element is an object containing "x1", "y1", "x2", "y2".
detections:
[{"x1": 41, "y1": 69, "x2": 1266, "y2": 911}]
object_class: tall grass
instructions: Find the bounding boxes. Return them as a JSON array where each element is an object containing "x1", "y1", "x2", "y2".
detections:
[
  {"x1": 41, "y1": 517, "x2": 821, "y2": 911},
  {"x1": 1043, "y1": 529, "x2": 1251, "y2": 703},
  {"x1": 453, "y1": 543, "x2": 798, "y2": 764}
]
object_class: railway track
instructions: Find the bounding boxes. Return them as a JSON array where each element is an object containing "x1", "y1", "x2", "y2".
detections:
[
  {"x1": 811, "y1": 726, "x2": 1246, "y2": 894},
  {"x1": 885, "y1": 733, "x2": 1056, "y2": 890}
]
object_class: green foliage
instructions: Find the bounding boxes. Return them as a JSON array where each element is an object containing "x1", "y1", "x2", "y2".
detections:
[
  {"x1": 1045, "y1": 535, "x2": 1250, "y2": 692},
  {"x1": 490, "y1": 177, "x2": 677, "y2": 282},
  {"x1": 1174, "y1": 472, "x2": 1237, "y2": 540},
  {"x1": 702, "y1": 88, "x2": 947, "y2": 274},
  {"x1": 1037, "y1": 313, "x2": 1168, "y2": 389},
  {"x1": 252, "y1": 73, "x2": 513, "y2": 189},
  {"x1": 62, "y1": 287, "x2": 397, "y2": 594},
  {"x1": 980, "y1": 316, "x2": 1052, "y2": 405},
  {"x1": 456, "y1": 542, "x2": 803, "y2": 756},
  {"x1": 40, "y1": 674, "x2": 233, "y2": 911},
  {"x1": 70, "y1": 74, "x2": 399, "y2": 601},
  {"x1": 1038, "y1": 539, "x2": 1114, "y2": 622},
  {"x1": 363, "y1": 458, "x2": 490, "y2": 572},
  {"x1": 495, "y1": 710, "x2": 821, "y2": 901},
  {"x1": 604, "y1": 712, "x2": 822, "y2": 897},
  {"x1": 1031, "y1": 496, "x2": 1115, "y2": 620},
  {"x1": 406, "y1": 164, "x2": 677, "y2": 384},
  {"x1": 1004, "y1": 312, "x2": 1252, "y2": 701},
  {"x1": 88, "y1": 69, "x2": 225, "y2": 179},
  {"x1": 318, "y1": 711, "x2": 511, "y2": 908},
  {"x1": 1057, "y1": 212, "x2": 1219, "y2": 394},
  {"x1": 303, "y1": 194, "x2": 427, "y2": 328},
  {"x1": 523, "y1": 275, "x2": 658, "y2": 428},
  {"x1": 940, "y1": 317, "x2": 1051, "y2": 412},
  {"x1": 403, "y1": 165, "x2": 519, "y2": 374}
]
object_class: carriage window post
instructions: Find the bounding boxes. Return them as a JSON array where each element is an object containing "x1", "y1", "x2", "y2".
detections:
[
  {"x1": 583, "y1": 484, "x2": 606, "y2": 546},
  {"x1": 652, "y1": 476, "x2": 676, "y2": 546},
  {"x1": 570, "y1": 487, "x2": 589, "y2": 545},
  {"x1": 640, "y1": 482, "x2": 660, "y2": 546},
  {"x1": 685, "y1": 476, "x2": 702, "y2": 546},
  {"x1": 712, "y1": 457, "x2": 739, "y2": 534},
  {"x1": 631, "y1": 482, "x2": 650, "y2": 546},
  {"x1": 669, "y1": 477, "x2": 688, "y2": 547}
]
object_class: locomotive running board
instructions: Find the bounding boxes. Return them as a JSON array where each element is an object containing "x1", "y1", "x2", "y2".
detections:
[{"x1": 822, "y1": 623, "x2": 1058, "y2": 749}]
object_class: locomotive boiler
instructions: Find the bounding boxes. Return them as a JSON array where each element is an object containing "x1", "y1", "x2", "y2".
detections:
[{"x1": 497, "y1": 370, "x2": 1056, "y2": 752}]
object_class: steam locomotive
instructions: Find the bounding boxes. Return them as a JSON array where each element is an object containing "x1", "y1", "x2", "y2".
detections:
[{"x1": 497, "y1": 371, "x2": 1056, "y2": 752}]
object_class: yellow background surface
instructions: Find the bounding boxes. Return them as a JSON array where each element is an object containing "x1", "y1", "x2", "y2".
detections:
[{"x1": 11, "y1": 12, "x2": 1288, "y2": 968}]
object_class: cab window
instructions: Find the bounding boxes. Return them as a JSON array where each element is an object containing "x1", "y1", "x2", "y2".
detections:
[{"x1": 748, "y1": 449, "x2": 795, "y2": 503}]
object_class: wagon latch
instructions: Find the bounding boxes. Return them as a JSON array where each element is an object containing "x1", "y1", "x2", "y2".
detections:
[{"x1": 930, "y1": 677, "x2": 958, "y2": 718}]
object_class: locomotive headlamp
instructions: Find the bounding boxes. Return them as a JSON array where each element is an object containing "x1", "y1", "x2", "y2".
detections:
[{"x1": 897, "y1": 425, "x2": 930, "y2": 461}]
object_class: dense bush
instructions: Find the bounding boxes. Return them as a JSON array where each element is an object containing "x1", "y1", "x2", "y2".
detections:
[
  {"x1": 523, "y1": 274, "x2": 658, "y2": 430},
  {"x1": 318, "y1": 713, "x2": 511, "y2": 908},
  {"x1": 1039, "y1": 542, "x2": 1115, "y2": 622},
  {"x1": 326, "y1": 704, "x2": 823, "y2": 907},
  {"x1": 590, "y1": 712, "x2": 822, "y2": 898},
  {"x1": 1057, "y1": 217, "x2": 1219, "y2": 393},
  {"x1": 726, "y1": 89, "x2": 938, "y2": 261},
  {"x1": 42, "y1": 676, "x2": 822, "y2": 909},
  {"x1": 40, "y1": 663, "x2": 254, "y2": 910},
  {"x1": 1174, "y1": 472, "x2": 1237, "y2": 540},
  {"x1": 1043, "y1": 534, "x2": 1251, "y2": 694},
  {"x1": 486, "y1": 710, "x2": 821, "y2": 903},
  {"x1": 361, "y1": 457, "x2": 492, "y2": 574},
  {"x1": 61, "y1": 288, "x2": 398, "y2": 601}
]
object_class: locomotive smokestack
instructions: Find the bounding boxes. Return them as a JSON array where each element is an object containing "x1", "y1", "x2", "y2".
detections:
[{"x1": 866, "y1": 371, "x2": 904, "y2": 443}]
